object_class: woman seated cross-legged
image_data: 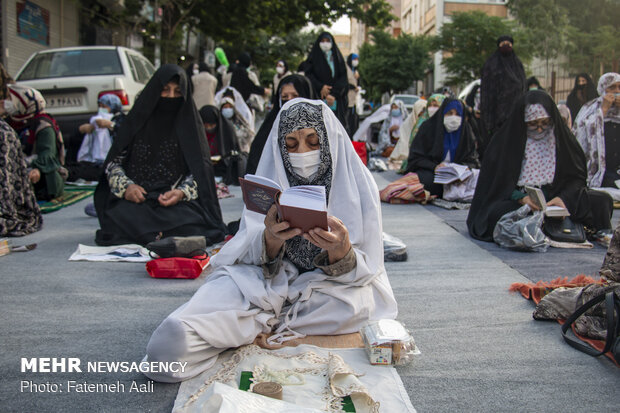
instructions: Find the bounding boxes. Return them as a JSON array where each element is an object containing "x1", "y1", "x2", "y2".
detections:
[
  {"x1": 467, "y1": 90, "x2": 613, "y2": 243},
  {"x1": 94, "y1": 64, "x2": 227, "y2": 246},
  {"x1": 405, "y1": 98, "x2": 480, "y2": 198},
  {"x1": 143, "y1": 99, "x2": 398, "y2": 382}
]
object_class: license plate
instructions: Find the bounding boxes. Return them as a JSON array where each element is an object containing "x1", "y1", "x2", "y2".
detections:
[{"x1": 45, "y1": 94, "x2": 84, "y2": 108}]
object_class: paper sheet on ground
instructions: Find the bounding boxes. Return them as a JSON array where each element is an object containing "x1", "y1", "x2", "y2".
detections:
[
  {"x1": 174, "y1": 344, "x2": 416, "y2": 413},
  {"x1": 69, "y1": 244, "x2": 151, "y2": 262}
]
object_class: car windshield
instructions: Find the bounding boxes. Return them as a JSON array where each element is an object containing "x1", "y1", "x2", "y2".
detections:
[
  {"x1": 17, "y1": 50, "x2": 123, "y2": 80},
  {"x1": 394, "y1": 96, "x2": 418, "y2": 105}
]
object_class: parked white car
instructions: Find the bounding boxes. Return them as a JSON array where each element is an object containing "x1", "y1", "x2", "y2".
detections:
[
  {"x1": 390, "y1": 94, "x2": 420, "y2": 116},
  {"x1": 15, "y1": 46, "x2": 155, "y2": 157}
]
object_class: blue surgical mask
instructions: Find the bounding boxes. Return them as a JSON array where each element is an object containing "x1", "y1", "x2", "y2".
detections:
[
  {"x1": 221, "y1": 108, "x2": 234, "y2": 119},
  {"x1": 98, "y1": 107, "x2": 110, "y2": 115},
  {"x1": 391, "y1": 109, "x2": 401, "y2": 118}
]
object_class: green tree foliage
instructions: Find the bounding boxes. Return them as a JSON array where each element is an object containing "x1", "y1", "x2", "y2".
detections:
[
  {"x1": 250, "y1": 29, "x2": 321, "y2": 86},
  {"x1": 508, "y1": 0, "x2": 620, "y2": 76},
  {"x1": 434, "y1": 11, "x2": 523, "y2": 85},
  {"x1": 358, "y1": 30, "x2": 432, "y2": 102},
  {"x1": 507, "y1": 0, "x2": 569, "y2": 64}
]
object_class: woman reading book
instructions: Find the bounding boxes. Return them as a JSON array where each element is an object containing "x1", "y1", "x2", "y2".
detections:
[
  {"x1": 404, "y1": 98, "x2": 480, "y2": 197},
  {"x1": 467, "y1": 90, "x2": 613, "y2": 243},
  {"x1": 144, "y1": 99, "x2": 398, "y2": 382}
]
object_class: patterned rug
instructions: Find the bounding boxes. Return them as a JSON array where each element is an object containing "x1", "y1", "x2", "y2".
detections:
[{"x1": 38, "y1": 188, "x2": 94, "y2": 213}]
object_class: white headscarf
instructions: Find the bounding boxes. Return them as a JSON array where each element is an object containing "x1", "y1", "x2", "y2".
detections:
[
  {"x1": 391, "y1": 99, "x2": 427, "y2": 161},
  {"x1": 212, "y1": 98, "x2": 397, "y2": 339},
  {"x1": 375, "y1": 100, "x2": 407, "y2": 154},
  {"x1": 214, "y1": 86, "x2": 254, "y2": 127},
  {"x1": 573, "y1": 72, "x2": 620, "y2": 187}
]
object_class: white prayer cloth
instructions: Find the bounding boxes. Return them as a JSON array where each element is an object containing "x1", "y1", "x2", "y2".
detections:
[
  {"x1": 173, "y1": 344, "x2": 416, "y2": 413},
  {"x1": 77, "y1": 112, "x2": 113, "y2": 163},
  {"x1": 145, "y1": 99, "x2": 398, "y2": 382},
  {"x1": 351, "y1": 104, "x2": 390, "y2": 142},
  {"x1": 68, "y1": 244, "x2": 151, "y2": 262}
]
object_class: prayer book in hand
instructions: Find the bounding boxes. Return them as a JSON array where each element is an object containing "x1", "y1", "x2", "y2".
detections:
[
  {"x1": 433, "y1": 163, "x2": 473, "y2": 184},
  {"x1": 239, "y1": 174, "x2": 328, "y2": 232},
  {"x1": 525, "y1": 186, "x2": 570, "y2": 217}
]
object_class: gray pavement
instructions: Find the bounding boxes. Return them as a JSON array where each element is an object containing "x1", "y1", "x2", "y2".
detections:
[{"x1": 1, "y1": 173, "x2": 618, "y2": 412}]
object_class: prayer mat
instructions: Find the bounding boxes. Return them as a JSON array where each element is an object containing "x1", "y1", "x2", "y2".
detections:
[
  {"x1": 65, "y1": 180, "x2": 98, "y2": 190},
  {"x1": 173, "y1": 344, "x2": 416, "y2": 413},
  {"x1": 38, "y1": 189, "x2": 94, "y2": 213},
  {"x1": 430, "y1": 198, "x2": 471, "y2": 210},
  {"x1": 510, "y1": 275, "x2": 618, "y2": 366}
]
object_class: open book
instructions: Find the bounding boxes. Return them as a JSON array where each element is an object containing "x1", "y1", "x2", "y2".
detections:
[
  {"x1": 433, "y1": 163, "x2": 473, "y2": 184},
  {"x1": 239, "y1": 174, "x2": 328, "y2": 232},
  {"x1": 525, "y1": 186, "x2": 570, "y2": 217}
]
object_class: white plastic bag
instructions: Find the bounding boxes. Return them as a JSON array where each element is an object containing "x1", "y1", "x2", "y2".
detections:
[{"x1": 492, "y1": 204, "x2": 549, "y2": 252}]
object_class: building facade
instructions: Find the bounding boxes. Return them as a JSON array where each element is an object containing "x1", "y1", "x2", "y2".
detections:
[
  {"x1": 1, "y1": 0, "x2": 80, "y2": 76},
  {"x1": 401, "y1": 0, "x2": 507, "y2": 92}
]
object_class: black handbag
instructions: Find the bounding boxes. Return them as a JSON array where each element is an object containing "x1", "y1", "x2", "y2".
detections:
[
  {"x1": 561, "y1": 288, "x2": 620, "y2": 362},
  {"x1": 542, "y1": 217, "x2": 586, "y2": 243},
  {"x1": 223, "y1": 150, "x2": 247, "y2": 186},
  {"x1": 146, "y1": 236, "x2": 207, "y2": 258}
]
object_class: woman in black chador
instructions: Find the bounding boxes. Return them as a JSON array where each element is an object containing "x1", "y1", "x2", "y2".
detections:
[
  {"x1": 480, "y1": 35, "x2": 526, "y2": 135},
  {"x1": 467, "y1": 90, "x2": 612, "y2": 242},
  {"x1": 304, "y1": 32, "x2": 349, "y2": 128},
  {"x1": 246, "y1": 74, "x2": 315, "y2": 175},
  {"x1": 405, "y1": 98, "x2": 480, "y2": 197},
  {"x1": 566, "y1": 73, "x2": 598, "y2": 122},
  {"x1": 94, "y1": 64, "x2": 227, "y2": 246}
]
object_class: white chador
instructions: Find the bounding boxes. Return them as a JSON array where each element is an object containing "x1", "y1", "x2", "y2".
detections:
[{"x1": 144, "y1": 99, "x2": 398, "y2": 382}]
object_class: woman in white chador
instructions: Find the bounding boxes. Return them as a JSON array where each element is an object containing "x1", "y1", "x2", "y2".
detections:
[{"x1": 144, "y1": 99, "x2": 398, "y2": 382}]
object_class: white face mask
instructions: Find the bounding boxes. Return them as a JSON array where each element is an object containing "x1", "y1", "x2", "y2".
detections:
[
  {"x1": 276, "y1": 66, "x2": 285, "y2": 75},
  {"x1": 288, "y1": 149, "x2": 321, "y2": 179},
  {"x1": 319, "y1": 41, "x2": 332, "y2": 52},
  {"x1": 193, "y1": 69, "x2": 199, "y2": 76},
  {"x1": 352, "y1": 59, "x2": 359, "y2": 67},
  {"x1": 443, "y1": 115, "x2": 462, "y2": 132},
  {"x1": 3, "y1": 99, "x2": 18, "y2": 116},
  {"x1": 427, "y1": 106, "x2": 439, "y2": 117},
  {"x1": 98, "y1": 107, "x2": 110, "y2": 116},
  {"x1": 221, "y1": 108, "x2": 234, "y2": 119}
]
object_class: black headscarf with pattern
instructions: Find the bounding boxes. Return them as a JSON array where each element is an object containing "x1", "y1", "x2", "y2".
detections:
[{"x1": 278, "y1": 102, "x2": 332, "y2": 270}]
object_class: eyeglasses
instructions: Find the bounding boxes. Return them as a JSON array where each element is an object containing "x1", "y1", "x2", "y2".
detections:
[{"x1": 526, "y1": 118, "x2": 552, "y2": 130}]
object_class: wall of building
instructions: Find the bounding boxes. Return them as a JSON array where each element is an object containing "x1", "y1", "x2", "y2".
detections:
[
  {"x1": 444, "y1": 2, "x2": 507, "y2": 18},
  {"x1": 2, "y1": 0, "x2": 80, "y2": 76},
  {"x1": 333, "y1": 34, "x2": 351, "y2": 59}
]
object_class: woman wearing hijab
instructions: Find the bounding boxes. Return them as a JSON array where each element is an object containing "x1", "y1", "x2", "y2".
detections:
[
  {"x1": 467, "y1": 90, "x2": 613, "y2": 242},
  {"x1": 374, "y1": 100, "x2": 407, "y2": 156},
  {"x1": 346, "y1": 53, "x2": 360, "y2": 136},
  {"x1": 405, "y1": 98, "x2": 479, "y2": 197},
  {"x1": 246, "y1": 74, "x2": 315, "y2": 175},
  {"x1": 398, "y1": 94, "x2": 446, "y2": 174},
  {"x1": 527, "y1": 76, "x2": 545, "y2": 91},
  {"x1": 481, "y1": 35, "x2": 526, "y2": 135},
  {"x1": 0, "y1": 88, "x2": 42, "y2": 236},
  {"x1": 219, "y1": 96, "x2": 255, "y2": 153},
  {"x1": 5, "y1": 84, "x2": 65, "y2": 200},
  {"x1": 144, "y1": 99, "x2": 398, "y2": 382},
  {"x1": 199, "y1": 105, "x2": 245, "y2": 184},
  {"x1": 566, "y1": 73, "x2": 598, "y2": 122},
  {"x1": 573, "y1": 73, "x2": 620, "y2": 196},
  {"x1": 67, "y1": 94, "x2": 125, "y2": 182},
  {"x1": 390, "y1": 98, "x2": 427, "y2": 166},
  {"x1": 272, "y1": 60, "x2": 292, "y2": 93},
  {"x1": 94, "y1": 64, "x2": 227, "y2": 246},
  {"x1": 305, "y1": 32, "x2": 349, "y2": 128}
]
